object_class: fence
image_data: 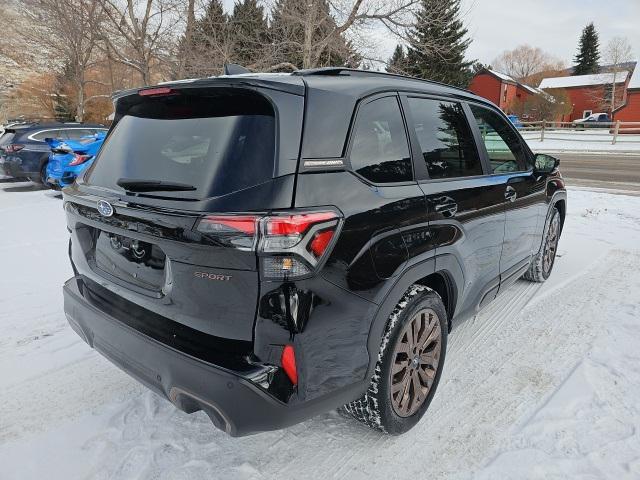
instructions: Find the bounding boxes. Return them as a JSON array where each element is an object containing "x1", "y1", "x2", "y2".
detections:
[{"x1": 518, "y1": 121, "x2": 640, "y2": 145}]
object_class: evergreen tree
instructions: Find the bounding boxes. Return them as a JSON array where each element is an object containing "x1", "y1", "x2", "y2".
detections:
[
  {"x1": 573, "y1": 23, "x2": 600, "y2": 75},
  {"x1": 182, "y1": 0, "x2": 229, "y2": 77},
  {"x1": 229, "y1": 0, "x2": 269, "y2": 67},
  {"x1": 388, "y1": 44, "x2": 407, "y2": 74},
  {"x1": 404, "y1": 0, "x2": 474, "y2": 88}
]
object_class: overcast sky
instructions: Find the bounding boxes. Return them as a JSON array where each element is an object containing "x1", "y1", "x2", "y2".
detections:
[{"x1": 220, "y1": 0, "x2": 639, "y2": 67}]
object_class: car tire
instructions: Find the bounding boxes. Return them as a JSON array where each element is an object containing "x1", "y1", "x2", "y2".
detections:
[
  {"x1": 340, "y1": 285, "x2": 447, "y2": 434},
  {"x1": 524, "y1": 206, "x2": 561, "y2": 282},
  {"x1": 38, "y1": 161, "x2": 51, "y2": 187}
]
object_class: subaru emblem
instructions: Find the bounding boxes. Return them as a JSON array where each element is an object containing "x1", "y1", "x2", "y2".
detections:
[{"x1": 97, "y1": 200, "x2": 114, "y2": 217}]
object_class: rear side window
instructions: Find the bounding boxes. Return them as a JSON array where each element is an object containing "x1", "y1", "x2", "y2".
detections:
[
  {"x1": 31, "y1": 130, "x2": 63, "y2": 141},
  {"x1": 349, "y1": 96, "x2": 412, "y2": 183},
  {"x1": 469, "y1": 105, "x2": 527, "y2": 173},
  {"x1": 407, "y1": 98, "x2": 482, "y2": 179},
  {"x1": 65, "y1": 129, "x2": 95, "y2": 139},
  {"x1": 87, "y1": 90, "x2": 275, "y2": 199}
]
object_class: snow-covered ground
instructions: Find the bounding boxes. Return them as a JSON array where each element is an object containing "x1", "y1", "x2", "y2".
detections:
[
  {"x1": 522, "y1": 130, "x2": 640, "y2": 153},
  {"x1": 1, "y1": 181, "x2": 640, "y2": 480}
]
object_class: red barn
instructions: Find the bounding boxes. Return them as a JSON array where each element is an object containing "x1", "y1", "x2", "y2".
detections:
[
  {"x1": 613, "y1": 67, "x2": 640, "y2": 122},
  {"x1": 469, "y1": 69, "x2": 541, "y2": 113},
  {"x1": 539, "y1": 71, "x2": 630, "y2": 122}
]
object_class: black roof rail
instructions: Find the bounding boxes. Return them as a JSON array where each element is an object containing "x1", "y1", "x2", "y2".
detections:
[{"x1": 292, "y1": 67, "x2": 472, "y2": 95}]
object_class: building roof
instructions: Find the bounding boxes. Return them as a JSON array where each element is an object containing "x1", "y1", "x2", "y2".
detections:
[
  {"x1": 539, "y1": 71, "x2": 630, "y2": 89},
  {"x1": 485, "y1": 69, "x2": 518, "y2": 84},
  {"x1": 627, "y1": 66, "x2": 640, "y2": 90}
]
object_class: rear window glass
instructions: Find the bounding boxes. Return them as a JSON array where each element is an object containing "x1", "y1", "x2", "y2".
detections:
[
  {"x1": 86, "y1": 90, "x2": 275, "y2": 199},
  {"x1": 0, "y1": 132, "x2": 15, "y2": 146}
]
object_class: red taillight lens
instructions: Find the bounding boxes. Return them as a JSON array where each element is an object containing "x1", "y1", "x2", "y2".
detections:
[
  {"x1": 281, "y1": 345, "x2": 298, "y2": 385},
  {"x1": 4, "y1": 144, "x2": 24, "y2": 153},
  {"x1": 199, "y1": 215, "x2": 258, "y2": 235},
  {"x1": 195, "y1": 210, "x2": 341, "y2": 279},
  {"x1": 266, "y1": 212, "x2": 338, "y2": 236},
  {"x1": 197, "y1": 215, "x2": 259, "y2": 250},
  {"x1": 138, "y1": 87, "x2": 177, "y2": 97},
  {"x1": 309, "y1": 229, "x2": 335, "y2": 258},
  {"x1": 69, "y1": 154, "x2": 91, "y2": 166}
]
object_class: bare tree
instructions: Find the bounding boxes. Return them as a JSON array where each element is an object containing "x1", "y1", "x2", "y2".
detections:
[
  {"x1": 99, "y1": 0, "x2": 181, "y2": 85},
  {"x1": 603, "y1": 36, "x2": 633, "y2": 112},
  {"x1": 268, "y1": 0, "x2": 418, "y2": 70},
  {"x1": 18, "y1": 0, "x2": 105, "y2": 121},
  {"x1": 493, "y1": 45, "x2": 564, "y2": 83}
]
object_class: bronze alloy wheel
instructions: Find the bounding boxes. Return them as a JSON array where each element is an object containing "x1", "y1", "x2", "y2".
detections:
[
  {"x1": 390, "y1": 308, "x2": 442, "y2": 417},
  {"x1": 543, "y1": 213, "x2": 561, "y2": 275}
]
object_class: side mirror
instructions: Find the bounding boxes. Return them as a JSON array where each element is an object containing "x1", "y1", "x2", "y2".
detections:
[{"x1": 534, "y1": 154, "x2": 559, "y2": 174}]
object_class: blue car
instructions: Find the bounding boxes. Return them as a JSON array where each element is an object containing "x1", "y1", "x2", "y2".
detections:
[
  {"x1": 0, "y1": 123, "x2": 107, "y2": 184},
  {"x1": 45, "y1": 132, "x2": 106, "y2": 188},
  {"x1": 507, "y1": 114, "x2": 523, "y2": 129}
]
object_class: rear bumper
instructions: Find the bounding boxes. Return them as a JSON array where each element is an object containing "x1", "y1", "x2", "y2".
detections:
[{"x1": 63, "y1": 277, "x2": 351, "y2": 436}]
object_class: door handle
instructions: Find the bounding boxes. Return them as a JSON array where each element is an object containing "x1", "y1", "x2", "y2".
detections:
[
  {"x1": 434, "y1": 197, "x2": 458, "y2": 217},
  {"x1": 504, "y1": 186, "x2": 517, "y2": 202}
]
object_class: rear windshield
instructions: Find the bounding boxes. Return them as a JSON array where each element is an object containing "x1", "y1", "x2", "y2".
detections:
[
  {"x1": 0, "y1": 132, "x2": 15, "y2": 146},
  {"x1": 86, "y1": 90, "x2": 276, "y2": 199}
]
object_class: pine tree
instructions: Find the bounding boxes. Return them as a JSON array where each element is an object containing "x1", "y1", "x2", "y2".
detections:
[
  {"x1": 404, "y1": 0, "x2": 474, "y2": 88},
  {"x1": 229, "y1": 0, "x2": 269, "y2": 67},
  {"x1": 388, "y1": 44, "x2": 407, "y2": 74},
  {"x1": 573, "y1": 23, "x2": 600, "y2": 75},
  {"x1": 182, "y1": 0, "x2": 229, "y2": 77}
]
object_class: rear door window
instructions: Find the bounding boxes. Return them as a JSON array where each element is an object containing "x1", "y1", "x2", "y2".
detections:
[
  {"x1": 469, "y1": 105, "x2": 528, "y2": 173},
  {"x1": 66, "y1": 129, "x2": 95, "y2": 139},
  {"x1": 406, "y1": 97, "x2": 482, "y2": 179},
  {"x1": 349, "y1": 96, "x2": 412, "y2": 183},
  {"x1": 86, "y1": 90, "x2": 276, "y2": 199}
]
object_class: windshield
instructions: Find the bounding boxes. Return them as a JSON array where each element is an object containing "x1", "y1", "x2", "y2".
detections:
[{"x1": 86, "y1": 90, "x2": 276, "y2": 199}]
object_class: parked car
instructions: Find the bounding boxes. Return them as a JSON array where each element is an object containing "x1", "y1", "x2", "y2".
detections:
[
  {"x1": 573, "y1": 112, "x2": 611, "y2": 128},
  {"x1": 0, "y1": 123, "x2": 107, "y2": 184},
  {"x1": 507, "y1": 114, "x2": 523, "y2": 129},
  {"x1": 45, "y1": 132, "x2": 106, "y2": 188},
  {"x1": 62, "y1": 69, "x2": 566, "y2": 437}
]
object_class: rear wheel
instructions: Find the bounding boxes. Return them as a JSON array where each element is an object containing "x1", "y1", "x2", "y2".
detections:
[
  {"x1": 524, "y1": 206, "x2": 561, "y2": 282},
  {"x1": 341, "y1": 285, "x2": 447, "y2": 434}
]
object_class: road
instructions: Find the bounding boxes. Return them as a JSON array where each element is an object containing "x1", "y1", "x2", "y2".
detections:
[{"x1": 555, "y1": 153, "x2": 640, "y2": 195}]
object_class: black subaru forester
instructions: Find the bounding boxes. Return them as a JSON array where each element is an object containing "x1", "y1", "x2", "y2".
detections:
[{"x1": 63, "y1": 68, "x2": 566, "y2": 436}]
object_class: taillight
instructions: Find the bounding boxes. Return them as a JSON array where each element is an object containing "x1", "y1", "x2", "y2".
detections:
[
  {"x1": 260, "y1": 211, "x2": 339, "y2": 280},
  {"x1": 138, "y1": 87, "x2": 177, "y2": 97},
  {"x1": 196, "y1": 210, "x2": 341, "y2": 279},
  {"x1": 281, "y1": 345, "x2": 298, "y2": 385},
  {"x1": 4, "y1": 144, "x2": 24, "y2": 154},
  {"x1": 197, "y1": 215, "x2": 259, "y2": 250},
  {"x1": 69, "y1": 154, "x2": 91, "y2": 166}
]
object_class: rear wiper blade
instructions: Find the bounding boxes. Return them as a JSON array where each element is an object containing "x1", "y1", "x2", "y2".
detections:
[{"x1": 117, "y1": 178, "x2": 197, "y2": 192}]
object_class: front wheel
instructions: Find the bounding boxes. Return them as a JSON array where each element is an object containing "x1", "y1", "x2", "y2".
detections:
[
  {"x1": 341, "y1": 285, "x2": 447, "y2": 434},
  {"x1": 524, "y1": 206, "x2": 561, "y2": 282}
]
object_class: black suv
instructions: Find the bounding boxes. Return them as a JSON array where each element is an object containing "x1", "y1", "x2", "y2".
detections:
[{"x1": 62, "y1": 68, "x2": 566, "y2": 436}]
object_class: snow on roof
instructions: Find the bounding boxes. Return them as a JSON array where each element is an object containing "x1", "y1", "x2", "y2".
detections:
[
  {"x1": 487, "y1": 69, "x2": 517, "y2": 83},
  {"x1": 539, "y1": 71, "x2": 630, "y2": 89},
  {"x1": 628, "y1": 66, "x2": 640, "y2": 90}
]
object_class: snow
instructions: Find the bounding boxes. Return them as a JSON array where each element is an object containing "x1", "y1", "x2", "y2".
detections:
[
  {"x1": 488, "y1": 69, "x2": 517, "y2": 83},
  {"x1": 628, "y1": 66, "x2": 640, "y2": 90},
  {"x1": 2, "y1": 182, "x2": 640, "y2": 479},
  {"x1": 539, "y1": 71, "x2": 630, "y2": 89},
  {"x1": 522, "y1": 130, "x2": 640, "y2": 153}
]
